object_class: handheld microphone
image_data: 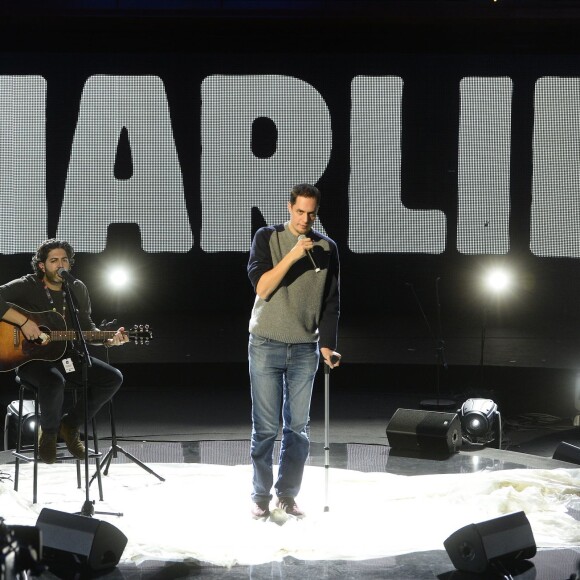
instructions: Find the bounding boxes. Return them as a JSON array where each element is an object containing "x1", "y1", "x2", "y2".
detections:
[
  {"x1": 56, "y1": 267, "x2": 77, "y2": 283},
  {"x1": 297, "y1": 235, "x2": 321, "y2": 273}
]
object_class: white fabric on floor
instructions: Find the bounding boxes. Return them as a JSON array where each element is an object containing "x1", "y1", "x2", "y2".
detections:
[{"x1": 1, "y1": 462, "x2": 579, "y2": 567}]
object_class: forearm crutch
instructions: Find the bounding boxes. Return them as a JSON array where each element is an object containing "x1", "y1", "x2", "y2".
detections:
[{"x1": 324, "y1": 362, "x2": 331, "y2": 512}]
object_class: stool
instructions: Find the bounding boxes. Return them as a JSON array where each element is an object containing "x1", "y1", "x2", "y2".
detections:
[{"x1": 12, "y1": 374, "x2": 104, "y2": 504}]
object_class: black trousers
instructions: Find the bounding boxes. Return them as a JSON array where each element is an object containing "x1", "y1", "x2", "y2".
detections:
[{"x1": 17, "y1": 356, "x2": 123, "y2": 434}]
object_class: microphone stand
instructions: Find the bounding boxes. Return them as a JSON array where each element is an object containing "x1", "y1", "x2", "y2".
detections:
[
  {"x1": 89, "y1": 319, "x2": 164, "y2": 485},
  {"x1": 407, "y1": 278, "x2": 455, "y2": 409},
  {"x1": 479, "y1": 298, "x2": 489, "y2": 391},
  {"x1": 62, "y1": 279, "x2": 121, "y2": 518}
]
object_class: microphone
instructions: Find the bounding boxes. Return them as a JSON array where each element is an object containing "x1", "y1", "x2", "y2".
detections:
[
  {"x1": 297, "y1": 235, "x2": 321, "y2": 273},
  {"x1": 57, "y1": 267, "x2": 77, "y2": 283}
]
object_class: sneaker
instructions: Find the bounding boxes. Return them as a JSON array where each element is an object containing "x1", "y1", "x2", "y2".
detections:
[
  {"x1": 276, "y1": 496, "x2": 305, "y2": 518},
  {"x1": 251, "y1": 500, "x2": 270, "y2": 519},
  {"x1": 38, "y1": 428, "x2": 57, "y2": 464},
  {"x1": 58, "y1": 417, "x2": 85, "y2": 459}
]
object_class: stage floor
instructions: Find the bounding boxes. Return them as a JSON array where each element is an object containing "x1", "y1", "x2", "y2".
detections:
[
  {"x1": 1, "y1": 365, "x2": 580, "y2": 579},
  {"x1": 1, "y1": 440, "x2": 580, "y2": 580}
]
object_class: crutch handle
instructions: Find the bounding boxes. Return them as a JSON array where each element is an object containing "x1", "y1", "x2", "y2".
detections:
[{"x1": 324, "y1": 354, "x2": 341, "y2": 374}]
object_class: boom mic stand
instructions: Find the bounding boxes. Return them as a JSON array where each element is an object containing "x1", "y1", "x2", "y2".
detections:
[
  {"x1": 61, "y1": 278, "x2": 121, "y2": 518},
  {"x1": 407, "y1": 278, "x2": 455, "y2": 409},
  {"x1": 89, "y1": 319, "x2": 165, "y2": 485}
]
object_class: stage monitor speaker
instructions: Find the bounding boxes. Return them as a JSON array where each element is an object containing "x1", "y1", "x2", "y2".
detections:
[
  {"x1": 386, "y1": 408, "x2": 461, "y2": 456},
  {"x1": 444, "y1": 511, "x2": 537, "y2": 574},
  {"x1": 36, "y1": 508, "x2": 127, "y2": 574},
  {"x1": 552, "y1": 441, "x2": 580, "y2": 465}
]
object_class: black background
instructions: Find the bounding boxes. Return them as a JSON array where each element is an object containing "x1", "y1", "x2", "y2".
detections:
[{"x1": 2, "y1": 1, "x2": 580, "y2": 372}]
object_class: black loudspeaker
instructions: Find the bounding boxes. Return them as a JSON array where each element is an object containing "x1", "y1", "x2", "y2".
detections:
[
  {"x1": 444, "y1": 511, "x2": 537, "y2": 574},
  {"x1": 36, "y1": 508, "x2": 127, "y2": 574},
  {"x1": 552, "y1": 441, "x2": 580, "y2": 465},
  {"x1": 386, "y1": 408, "x2": 462, "y2": 456}
]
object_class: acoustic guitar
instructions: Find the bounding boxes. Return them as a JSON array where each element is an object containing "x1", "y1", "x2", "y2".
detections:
[{"x1": 0, "y1": 303, "x2": 152, "y2": 372}]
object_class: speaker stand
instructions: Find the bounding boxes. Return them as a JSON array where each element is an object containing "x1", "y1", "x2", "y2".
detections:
[
  {"x1": 420, "y1": 344, "x2": 456, "y2": 409},
  {"x1": 407, "y1": 279, "x2": 457, "y2": 411}
]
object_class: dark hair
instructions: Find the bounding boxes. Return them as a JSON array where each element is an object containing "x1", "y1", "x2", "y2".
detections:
[
  {"x1": 31, "y1": 239, "x2": 75, "y2": 278},
  {"x1": 289, "y1": 183, "x2": 321, "y2": 207}
]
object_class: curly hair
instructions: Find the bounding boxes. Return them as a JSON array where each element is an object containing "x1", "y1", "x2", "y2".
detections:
[{"x1": 31, "y1": 239, "x2": 75, "y2": 278}]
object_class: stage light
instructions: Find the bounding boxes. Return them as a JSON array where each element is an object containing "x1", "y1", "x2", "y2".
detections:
[
  {"x1": 459, "y1": 398, "x2": 501, "y2": 447},
  {"x1": 108, "y1": 266, "x2": 130, "y2": 289},
  {"x1": 485, "y1": 268, "x2": 510, "y2": 293},
  {"x1": 4, "y1": 400, "x2": 37, "y2": 450}
]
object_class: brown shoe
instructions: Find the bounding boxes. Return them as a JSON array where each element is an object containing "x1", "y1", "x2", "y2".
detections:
[
  {"x1": 251, "y1": 500, "x2": 270, "y2": 519},
  {"x1": 38, "y1": 428, "x2": 57, "y2": 464},
  {"x1": 276, "y1": 497, "x2": 305, "y2": 518},
  {"x1": 58, "y1": 418, "x2": 85, "y2": 459}
]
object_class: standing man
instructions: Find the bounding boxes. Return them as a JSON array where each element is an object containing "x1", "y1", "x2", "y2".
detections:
[
  {"x1": 247, "y1": 183, "x2": 341, "y2": 519},
  {"x1": 0, "y1": 239, "x2": 128, "y2": 464}
]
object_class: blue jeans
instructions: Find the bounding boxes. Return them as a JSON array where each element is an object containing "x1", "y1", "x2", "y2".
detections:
[{"x1": 249, "y1": 333, "x2": 319, "y2": 503}]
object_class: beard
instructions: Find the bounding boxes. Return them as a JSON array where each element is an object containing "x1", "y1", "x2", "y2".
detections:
[{"x1": 44, "y1": 270, "x2": 64, "y2": 286}]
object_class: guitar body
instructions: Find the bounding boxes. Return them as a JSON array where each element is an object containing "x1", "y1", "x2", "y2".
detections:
[{"x1": 0, "y1": 305, "x2": 67, "y2": 372}]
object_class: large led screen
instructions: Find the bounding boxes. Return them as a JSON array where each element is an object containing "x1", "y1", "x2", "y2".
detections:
[{"x1": 2, "y1": 50, "x2": 580, "y2": 364}]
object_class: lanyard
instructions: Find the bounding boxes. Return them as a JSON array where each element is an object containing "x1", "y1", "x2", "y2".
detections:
[{"x1": 43, "y1": 284, "x2": 66, "y2": 316}]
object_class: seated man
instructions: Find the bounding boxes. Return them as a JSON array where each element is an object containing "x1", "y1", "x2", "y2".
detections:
[{"x1": 0, "y1": 238, "x2": 128, "y2": 463}]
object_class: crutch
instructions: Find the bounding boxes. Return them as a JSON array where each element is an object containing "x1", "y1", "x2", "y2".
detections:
[{"x1": 323, "y1": 356, "x2": 339, "y2": 512}]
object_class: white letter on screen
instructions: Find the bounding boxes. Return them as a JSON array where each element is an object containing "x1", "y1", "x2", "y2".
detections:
[
  {"x1": 0, "y1": 76, "x2": 47, "y2": 253},
  {"x1": 349, "y1": 76, "x2": 446, "y2": 253},
  {"x1": 58, "y1": 75, "x2": 192, "y2": 252},
  {"x1": 531, "y1": 77, "x2": 580, "y2": 258},
  {"x1": 200, "y1": 75, "x2": 332, "y2": 252},
  {"x1": 457, "y1": 77, "x2": 512, "y2": 255}
]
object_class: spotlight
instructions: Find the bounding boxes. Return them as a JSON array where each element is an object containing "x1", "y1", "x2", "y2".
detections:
[
  {"x1": 108, "y1": 266, "x2": 130, "y2": 289},
  {"x1": 485, "y1": 268, "x2": 510, "y2": 293},
  {"x1": 4, "y1": 400, "x2": 37, "y2": 450},
  {"x1": 459, "y1": 398, "x2": 501, "y2": 447}
]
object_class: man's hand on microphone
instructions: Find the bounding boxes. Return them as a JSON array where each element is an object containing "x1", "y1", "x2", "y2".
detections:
[
  {"x1": 321, "y1": 347, "x2": 341, "y2": 368},
  {"x1": 294, "y1": 235, "x2": 314, "y2": 259}
]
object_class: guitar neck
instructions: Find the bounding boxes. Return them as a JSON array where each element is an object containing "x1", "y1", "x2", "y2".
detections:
[{"x1": 50, "y1": 330, "x2": 117, "y2": 342}]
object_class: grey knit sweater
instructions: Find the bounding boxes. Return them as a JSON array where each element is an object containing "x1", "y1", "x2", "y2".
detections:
[{"x1": 248, "y1": 222, "x2": 340, "y2": 349}]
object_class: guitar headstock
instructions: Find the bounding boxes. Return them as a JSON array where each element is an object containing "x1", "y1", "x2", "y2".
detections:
[{"x1": 127, "y1": 324, "x2": 152, "y2": 345}]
